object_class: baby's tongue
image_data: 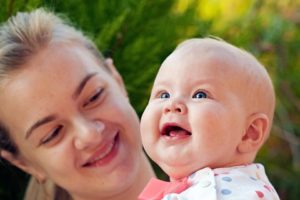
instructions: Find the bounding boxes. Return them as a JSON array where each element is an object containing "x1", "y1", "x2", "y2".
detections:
[{"x1": 169, "y1": 130, "x2": 190, "y2": 139}]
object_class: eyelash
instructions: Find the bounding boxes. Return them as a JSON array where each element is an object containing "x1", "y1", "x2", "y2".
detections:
[
  {"x1": 83, "y1": 88, "x2": 103, "y2": 107},
  {"x1": 159, "y1": 91, "x2": 170, "y2": 99},
  {"x1": 192, "y1": 90, "x2": 208, "y2": 99},
  {"x1": 40, "y1": 125, "x2": 63, "y2": 145},
  {"x1": 155, "y1": 90, "x2": 209, "y2": 99},
  {"x1": 38, "y1": 88, "x2": 104, "y2": 146}
]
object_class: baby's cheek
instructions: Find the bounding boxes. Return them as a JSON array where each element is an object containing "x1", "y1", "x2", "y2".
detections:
[
  {"x1": 140, "y1": 107, "x2": 152, "y2": 133},
  {"x1": 141, "y1": 104, "x2": 157, "y2": 128},
  {"x1": 194, "y1": 105, "x2": 224, "y2": 124}
]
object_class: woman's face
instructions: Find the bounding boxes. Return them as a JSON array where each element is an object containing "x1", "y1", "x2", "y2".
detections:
[{"x1": 0, "y1": 43, "x2": 142, "y2": 199}]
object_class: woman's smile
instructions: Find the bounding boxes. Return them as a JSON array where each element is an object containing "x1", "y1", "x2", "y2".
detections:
[{"x1": 82, "y1": 132, "x2": 119, "y2": 167}]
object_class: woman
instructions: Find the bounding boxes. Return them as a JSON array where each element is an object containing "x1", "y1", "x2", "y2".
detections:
[{"x1": 0, "y1": 8, "x2": 154, "y2": 200}]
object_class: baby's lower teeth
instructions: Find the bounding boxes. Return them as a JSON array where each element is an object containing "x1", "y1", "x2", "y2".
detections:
[{"x1": 170, "y1": 130, "x2": 189, "y2": 137}]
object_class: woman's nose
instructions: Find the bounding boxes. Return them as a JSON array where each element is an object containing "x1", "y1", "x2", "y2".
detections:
[
  {"x1": 163, "y1": 98, "x2": 187, "y2": 115},
  {"x1": 74, "y1": 120, "x2": 105, "y2": 151}
]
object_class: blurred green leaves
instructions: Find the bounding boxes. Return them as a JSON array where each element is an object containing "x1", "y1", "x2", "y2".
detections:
[{"x1": 0, "y1": 0, "x2": 299, "y2": 199}]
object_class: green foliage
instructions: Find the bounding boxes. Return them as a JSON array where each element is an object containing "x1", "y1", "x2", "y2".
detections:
[
  {"x1": 0, "y1": 0, "x2": 299, "y2": 199},
  {"x1": 0, "y1": 160, "x2": 29, "y2": 200},
  {"x1": 0, "y1": 0, "x2": 195, "y2": 199},
  {"x1": 38, "y1": 0, "x2": 196, "y2": 115},
  {"x1": 199, "y1": 1, "x2": 300, "y2": 199}
]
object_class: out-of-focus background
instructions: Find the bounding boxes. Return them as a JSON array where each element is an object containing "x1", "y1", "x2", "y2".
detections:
[{"x1": 0, "y1": 0, "x2": 299, "y2": 199}]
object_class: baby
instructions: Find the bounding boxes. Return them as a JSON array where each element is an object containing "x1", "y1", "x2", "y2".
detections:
[{"x1": 139, "y1": 38, "x2": 280, "y2": 199}]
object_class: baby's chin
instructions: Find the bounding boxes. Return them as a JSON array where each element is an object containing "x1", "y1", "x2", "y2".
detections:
[
  {"x1": 156, "y1": 158, "x2": 206, "y2": 180},
  {"x1": 161, "y1": 165, "x2": 195, "y2": 181}
]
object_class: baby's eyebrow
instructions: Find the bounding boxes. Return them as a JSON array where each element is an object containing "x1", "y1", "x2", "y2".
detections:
[{"x1": 152, "y1": 80, "x2": 172, "y2": 88}]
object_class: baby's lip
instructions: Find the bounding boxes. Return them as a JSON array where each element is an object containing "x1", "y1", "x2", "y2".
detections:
[{"x1": 160, "y1": 122, "x2": 191, "y2": 137}]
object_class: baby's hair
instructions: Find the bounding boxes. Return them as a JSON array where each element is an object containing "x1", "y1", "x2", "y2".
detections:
[{"x1": 175, "y1": 37, "x2": 275, "y2": 139}]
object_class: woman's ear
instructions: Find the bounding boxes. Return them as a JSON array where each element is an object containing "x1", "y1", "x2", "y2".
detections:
[
  {"x1": 237, "y1": 113, "x2": 270, "y2": 154},
  {"x1": 105, "y1": 58, "x2": 127, "y2": 96},
  {"x1": 1, "y1": 150, "x2": 47, "y2": 183}
]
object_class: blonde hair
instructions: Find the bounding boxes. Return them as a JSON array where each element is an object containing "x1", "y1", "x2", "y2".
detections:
[
  {"x1": 175, "y1": 38, "x2": 276, "y2": 145},
  {"x1": 0, "y1": 8, "x2": 105, "y2": 75},
  {"x1": 176, "y1": 38, "x2": 275, "y2": 121},
  {"x1": 24, "y1": 177, "x2": 71, "y2": 200},
  {"x1": 0, "y1": 8, "x2": 107, "y2": 200},
  {"x1": 0, "y1": 8, "x2": 106, "y2": 154}
]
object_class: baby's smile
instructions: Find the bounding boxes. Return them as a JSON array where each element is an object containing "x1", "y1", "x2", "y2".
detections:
[{"x1": 161, "y1": 123, "x2": 192, "y2": 140}]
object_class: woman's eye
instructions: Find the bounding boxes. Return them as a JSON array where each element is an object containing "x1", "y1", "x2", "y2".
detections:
[
  {"x1": 160, "y1": 92, "x2": 170, "y2": 99},
  {"x1": 40, "y1": 125, "x2": 63, "y2": 145},
  {"x1": 84, "y1": 88, "x2": 103, "y2": 107},
  {"x1": 192, "y1": 91, "x2": 207, "y2": 99}
]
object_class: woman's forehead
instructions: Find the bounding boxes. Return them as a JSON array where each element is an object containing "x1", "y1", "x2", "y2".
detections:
[{"x1": 0, "y1": 44, "x2": 106, "y2": 131}]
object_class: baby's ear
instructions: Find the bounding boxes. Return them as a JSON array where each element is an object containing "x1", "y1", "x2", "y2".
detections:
[
  {"x1": 237, "y1": 113, "x2": 269, "y2": 154},
  {"x1": 1, "y1": 150, "x2": 47, "y2": 183}
]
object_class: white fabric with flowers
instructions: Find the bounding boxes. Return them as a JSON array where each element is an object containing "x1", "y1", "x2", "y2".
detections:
[{"x1": 163, "y1": 163, "x2": 280, "y2": 200}]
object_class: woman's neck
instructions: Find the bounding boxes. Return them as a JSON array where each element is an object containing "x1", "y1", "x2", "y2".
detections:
[
  {"x1": 108, "y1": 152, "x2": 155, "y2": 200},
  {"x1": 73, "y1": 152, "x2": 155, "y2": 200}
]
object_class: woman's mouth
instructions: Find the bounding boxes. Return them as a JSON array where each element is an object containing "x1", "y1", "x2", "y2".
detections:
[{"x1": 82, "y1": 133, "x2": 119, "y2": 167}]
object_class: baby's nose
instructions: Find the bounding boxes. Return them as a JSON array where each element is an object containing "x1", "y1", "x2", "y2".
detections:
[{"x1": 163, "y1": 99, "x2": 187, "y2": 115}]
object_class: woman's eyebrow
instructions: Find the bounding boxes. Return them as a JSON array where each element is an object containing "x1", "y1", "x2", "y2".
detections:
[
  {"x1": 25, "y1": 73, "x2": 98, "y2": 139},
  {"x1": 25, "y1": 115, "x2": 56, "y2": 139},
  {"x1": 72, "y1": 72, "x2": 98, "y2": 99}
]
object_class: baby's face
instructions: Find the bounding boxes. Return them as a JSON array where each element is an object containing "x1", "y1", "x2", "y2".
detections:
[{"x1": 141, "y1": 44, "x2": 250, "y2": 179}]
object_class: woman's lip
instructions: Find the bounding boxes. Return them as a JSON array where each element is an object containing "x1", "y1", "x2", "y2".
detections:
[{"x1": 82, "y1": 132, "x2": 119, "y2": 167}]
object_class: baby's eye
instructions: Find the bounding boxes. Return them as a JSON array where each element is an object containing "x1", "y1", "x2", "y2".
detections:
[
  {"x1": 40, "y1": 125, "x2": 63, "y2": 145},
  {"x1": 160, "y1": 92, "x2": 170, "y2": 99},
  {"x1": 192, "y1": 91, "x2": 207, "y2": 99}
]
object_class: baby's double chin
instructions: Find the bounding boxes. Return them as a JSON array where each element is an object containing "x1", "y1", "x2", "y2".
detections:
[{"x1": 162, "y1": 165, "x2": 193, "y2": 181}]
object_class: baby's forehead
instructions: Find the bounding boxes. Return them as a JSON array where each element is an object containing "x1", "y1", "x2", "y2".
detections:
[
  {"x1": 172, "y1": 41, "x2": 234, "y2": 68},
  {"x1": 160, "y1": 41, "x2": 253, "y2": 88},
  {"x1": 176, "y1": 39, "x2": 240, "y2": 58},
  {"x1": 159, "y1": 37, "x2": 274, "y2": 115},
  {"x1": 174, "y1": 39, "x2": 260, "y2": 72}
]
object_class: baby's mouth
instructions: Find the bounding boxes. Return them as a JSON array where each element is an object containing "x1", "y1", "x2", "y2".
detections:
[{"x1": 161, "y1": 124, "x2": 192, "y2": 138}]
